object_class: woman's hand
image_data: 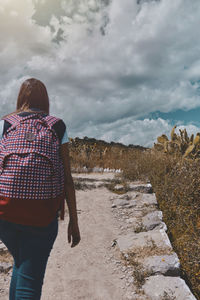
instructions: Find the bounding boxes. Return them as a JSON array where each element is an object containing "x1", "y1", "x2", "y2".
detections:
[{"x1": 68, "y1": 220, "x2": 81, "y2": 248}]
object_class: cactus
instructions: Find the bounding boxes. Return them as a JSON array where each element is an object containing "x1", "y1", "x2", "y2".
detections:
[
  {"x1": 183, "y1": 142, "x2": 195, "y2": 158},
  {"x1": 171, "y1": 125, "x2": 177, "y2": 141},
  {"x1": 157, "y1": 135, "x2": 169, "y2": 144},
  {"x1": 163, "y1": 141, "x2": 169, "y2": 153},
  {"x1": 190, "y1": 134, "x2": 194, "y2": 143},
  {"x1": 184, "y1": 129, "x2": 189, "y2": 143},
  {"x1": 154, "y1": 126, "x2": 200, "y2": 159},
  {"x1": 193, "y1": 133, "x2": 200, "y2": 146}
]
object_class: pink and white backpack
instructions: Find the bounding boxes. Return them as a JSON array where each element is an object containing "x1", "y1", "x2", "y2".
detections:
[{"x1": 0, "y1": 113, "x2": 65, "y2": 201}]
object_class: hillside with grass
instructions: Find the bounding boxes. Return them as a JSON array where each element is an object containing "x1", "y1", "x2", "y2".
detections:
[{"x1": 68, "y1": 136, "x2": 146, "y2": 172}]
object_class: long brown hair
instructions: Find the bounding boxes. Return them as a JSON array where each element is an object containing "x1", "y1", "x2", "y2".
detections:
[{"x1": 3, "y1": 78, "x2": 50, "y2": 118}]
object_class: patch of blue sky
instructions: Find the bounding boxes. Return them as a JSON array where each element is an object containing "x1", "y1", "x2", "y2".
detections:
[{"x1": 142, "y1": 107, "x2": 200, "y2": 127}]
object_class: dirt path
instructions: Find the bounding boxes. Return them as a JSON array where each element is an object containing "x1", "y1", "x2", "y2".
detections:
[
  {"x1": 1, "y1": 173, "x2": 135, "y2": 300},
  {"x1": 41, "y1": 174, "x2": 135, "y2": 300}
]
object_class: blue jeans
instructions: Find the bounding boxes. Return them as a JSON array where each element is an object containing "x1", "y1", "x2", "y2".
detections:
[{"x1": 0, "y1": 216, "x2": 58, "y2": 300}]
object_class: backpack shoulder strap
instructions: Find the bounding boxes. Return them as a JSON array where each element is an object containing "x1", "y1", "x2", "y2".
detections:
[
  {"x1": 52, "y1": 119, "x2": 66, "y2": 143},
  {"x1": 45, "y1": 116, "x2": 66, "y2": 143},
  {"x1": 2, "y1": 114, "x2": 63, "y2": 139},
  {"x1": 2, "y1": 113, "x2": 48, "y2": 136},
  {"x1": 2, "y1": 120, "x2": 12, "y2": 136},
  {"x1": 2, "y1": 114, "x2": 21, "y2": 125},
  {"x1": 45, "y1": 115, "x2": 62, "y2": 128}
]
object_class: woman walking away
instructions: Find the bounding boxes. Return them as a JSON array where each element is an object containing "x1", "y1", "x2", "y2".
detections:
[{"x1": 0, "y1": 78, "x2": 81, "y2": 299}]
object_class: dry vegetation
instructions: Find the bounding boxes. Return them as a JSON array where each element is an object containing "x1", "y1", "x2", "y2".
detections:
[
  {"x1": 121, "y1": 127, "x2": 200, "y2": 299},
  {"x1": 69, "y1": 132, "x2": 200, "y2": 299},
  {"x1": 122, "y1": 150, "x2": 200, "y2": 299},
  {"x1": 68, "y1": 136, "x2": 146, "y2": 171}
]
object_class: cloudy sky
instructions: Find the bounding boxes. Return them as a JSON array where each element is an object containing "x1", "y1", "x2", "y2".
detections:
[{"x1": 0, "y1": 0, "x2": 200, "y2": 147}]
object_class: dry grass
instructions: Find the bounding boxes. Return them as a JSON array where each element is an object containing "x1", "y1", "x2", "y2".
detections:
[
  {"x1": 121, "y1": 150, "x2": 200, "y2": 299},
  {"x1": 69, "y1": 138, "x2": 145, "y2": 171}
]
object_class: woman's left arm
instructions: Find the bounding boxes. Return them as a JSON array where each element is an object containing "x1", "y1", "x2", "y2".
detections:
[{"x1": 60, "y1": 143, "x2": 81, "y2": 247}]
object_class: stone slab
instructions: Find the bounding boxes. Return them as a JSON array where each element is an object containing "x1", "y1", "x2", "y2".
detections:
[
  {"x1": 140, "y1": 194, "x2": 157, "y2": 206},
  {"x1": 139, "y1": 253, "x2": 180, "y2": 276},
  {"x1": 124, "y1": 193, "x2": 157, "y2": 207},
  {"x1": 112, "y1": 199, "x2": 129, "y2": 207},
  {"x1": 118, "y1": 194, "x2": 132, "y2": 200},
  {"x1": 142, "y1": 211, "x2": 167, "y2": 231},
  {"x1": 117, "y1": 229, "x2": 172, "y2": 253},
  {"x1": 143, "y1": 275, "x2": 197, "y2": 300},
  {"x1": 116, "y1": 193, "x2": 157, "y2": 209},
  {"x1": 114, "y1": 184, "x2": 124, "y2": 191},
  {"x1": 129, "y1": 183, "x2": 153, "y2": 193}
]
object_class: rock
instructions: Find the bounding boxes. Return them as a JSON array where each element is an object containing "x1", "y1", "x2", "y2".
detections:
[
  {"x1": 126, "y1": 217, "x2": 139, "y2": 224},
  {"x1": 128, "y1": 277, "x2": 134, "y2": 283},
  {"x1": 132, "y1": 210, "x2": 145, "y2": 218},
  {"x1": 82, "y1": 166, "x2": 89, "y2": 172},
  {"x1": 75, "y1": 181, "x2": 96, "y2": 189},
  {"x1": 126, "y1": 191, "x2": 141, "y2": 199},
  {"x1": 0, "y1": 262, "x2": 12, "y2": 273},
  {"x1": 126, "y1": 204, "x2": 135, "y2": 209},
  {"x1": 140, "y1": 193, "x2": 157, "y2": 206},
  {"x1": 92, "y1": 167, "x2": 103, "y2": 173},
  {"x1": 94, "y1": 181, "x2": 105, "y2": 187},
  {"x1": 112, "y1": 199, "x2": 129, "y2": 207},
  {"x1": 142, "y1": 211, "x2": 165, "y2": 231},
  {"x1": 155, "y1": 222, "x2": 167, "y2": 231},
  {"x1": 122, "y1": 193, "x2": 157, "y2": 209},
  {"x1": 114, "y1": 184, "x2": 124, "y2": 191},
  {"x1": 111, "y1": 239, "x2": 117, "y2": 247},
  {"x1": 139, "y1": 253, "x2": 180, "y2": 276},
  {"x1": 126, "y1": 200, "x2": 138, "y2": 208},
  {"x1": 129, "y1": 183, "x2": 153, "y2": 193},
  {"x1": 143, "y1": 275, "x2": 197, "y2": 300},
  {"x1": 118, "y1": 194, "x2": 131, "y2": 200},
  {"x1": 117, "y1": 229, "x2": 172, "y2": 253}
]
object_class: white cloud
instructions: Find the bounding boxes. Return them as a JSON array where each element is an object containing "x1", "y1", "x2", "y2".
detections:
[
  {"x1": 75, "y1": 117, "x2": 173, "y2": 147},
  {"x1": 71, "y1": 117, "x2": 200, "y2": 147},
  {"x1": 175, "y1": 124, "x2": 200, "y2": 139},
  {"x1": 1, "y1": 0, "x2": 200, "y2": 146}
]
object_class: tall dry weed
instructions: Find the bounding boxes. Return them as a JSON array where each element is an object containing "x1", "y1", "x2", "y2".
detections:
[{"x1": 122, "y1": 149, "x2": 176, "y2": 182}]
